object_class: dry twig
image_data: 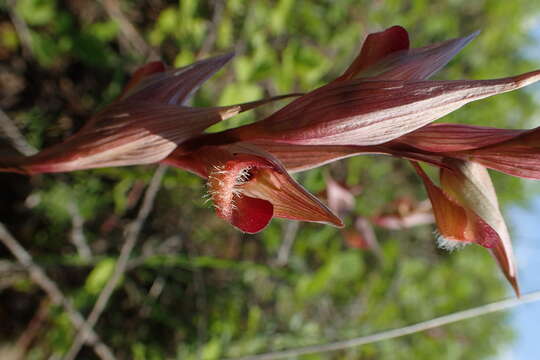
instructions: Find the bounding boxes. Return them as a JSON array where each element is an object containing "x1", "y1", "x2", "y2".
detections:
[
  {"x1": 67, "y1": 201, "x2": 92, "y2": 260},
  {"x1": 0, "y1": 109, "x2": 37, "y2": 156},
  {"x1": 6, "y1": 0, "x2": 33, "y2": 57},
  {"x1": 15, "y1": 298, "x2": 50, "y2": 355},
  {"x1": 0, "y1": 222, "x2": 115, "y2": 360},
  {"x1": 274, "y1": 221, "x2": 300, "y2": 267},
  {"x1": 63, "y1": 164, "x2": 167, "y2": 360},
  {"x1": 99, "y1": 0, "x2": 157, "y2": 58},
  {"x1": 197, "y1": 0, "x2": 225, "y2": 57}
]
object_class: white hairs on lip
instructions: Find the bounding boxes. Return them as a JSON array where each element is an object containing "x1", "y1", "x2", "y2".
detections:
[
  {"x1": 210, "y1": 164, "x2": 227, "y2": 174},
  {"x1": 435, "y1": 230, "x2": 470, "y2": 252},
  {"x1": 206, "y1": 164, "x2": 253, "y2": 217}
]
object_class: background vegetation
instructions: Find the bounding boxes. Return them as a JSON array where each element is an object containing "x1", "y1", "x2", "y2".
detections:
[{"x1": 1, "y1": 0, "x2": 540, "y2": 359}]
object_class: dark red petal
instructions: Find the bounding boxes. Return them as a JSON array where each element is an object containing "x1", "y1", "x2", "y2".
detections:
[
  {"x1": 230, "y1": 196, "x2": 274, "y2": 233},
  {"x1": 123, "y1": 52, "x2": 235, "y2": 105},
  {"x1": 337, "y1": 26, "x2": 410, "y2": 81},
  {"x1": 232, "y1": 141, "x2": 445, "y2": 173},
  {"x1": 464, "y1": 126, "x2": 540, "y2": 179},
  {"x1": 0, "y1": 153, "x2": 28, "y2": 174},
  {"x1": 391, "y1": 124, "x2": 540, "y2": 180},
  {"x1": 218, "y1": 144, "x2": 343, "y2": 227},
  {"x1": 19, "y1": 104, "x2": 231, "y2": 173},
  {"x1": 366, "y1": 31, "x2": 479, "y2": 80},
  {"x1": 202, "y1": 153, "x2": 274, "y2": 233},
  {"x1": 395, "y1": 123, "x2": 522, "y2": 152},
  {"x1": 228, "y1": 71, "x2": 540, "y2": 147},
  {"x1": 337, "y1": 27, "x2": 477, "y2": 82},
  {"x1": 120, "y1": 61, "x2": 167, "y2": 99},
  {"x1": 161, "y1": 148, "x2": 208, "y2": 177}
]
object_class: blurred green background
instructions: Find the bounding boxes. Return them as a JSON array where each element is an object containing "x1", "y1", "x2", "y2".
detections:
[{"x1": 1, "y1": 0, "x2": 540, "y2": 359}]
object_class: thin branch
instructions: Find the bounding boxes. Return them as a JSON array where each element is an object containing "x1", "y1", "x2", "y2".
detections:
[
  {"x1": 228, "y1": 290, "x2": 540, "y2": 360},
  {"x1": 137, "y1": 275, "x2": 166, "y2": 318},
  {"x1": 0, "y1": 259, "x2": 24, "y2": 273},
  {"x1": 273, "y1": 173, "x2": 305, "y2": 267},
  {"x1": 274, "y1": 221, "x2": 300, "y2": 267},
  {"x1": 6, "y1": 0, "x2": 33, "y2": 57},
  {"x1": 0, "y1": 109, "x2": 37, "y2": 156},
  {"x1": 63, "y1": 164, "x2": 167, "y2": 360},
  {"x1": 98, "y1": 0, "x2": 157, "y2": 59},
  {"x1": 0, "y1": 222, "x2": 115, "y2": 360},
  {"x1": 67, "y1": 201, "x2": 92, "y2": 260},
  {"x1": 197, "y1": 0, "x2": 225, "y2": 57},
  {"x1": 0, "y1": 260, "x2": 26, "y2": 290},
  {"x1": 15, "y1": 298, "x2": 50, "y2": 354},
  {"x1": 128, "y1": 235, "x2": 183, "y2": 270}
]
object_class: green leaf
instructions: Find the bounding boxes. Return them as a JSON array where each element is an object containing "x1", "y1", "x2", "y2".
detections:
[
  {"x1": 72, "y1": 32, "x2": 113, "y2": 67},
  {"x1": 86, "y1": 21, "x2": 119, "y2": 42},
  {"x1": 17, "y1": 0, "x2": 57, "y2": 26},
  {"x1": 30, "y1": 31, "x2": 60, "y2": 66},
  {"x1": 84, "y1": 258, "x2": 117, "y2": 295},
  {"x1": 201, "y1": 339, "x2": 222, "y2": 360}
]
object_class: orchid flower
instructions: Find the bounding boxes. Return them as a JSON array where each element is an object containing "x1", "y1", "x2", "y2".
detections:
[
  {"x1": 0, "y1": 53, "x2": 294, "y2": 175},
  {"x1": 163, "y1": 26, "x2": 487, "y2": 231},
  {"x1": 412, "y1": 160, "x2": 518, "y2": 295},
  {"x1": 163, "y1": 144, "x2": 342, "y2": 233}
]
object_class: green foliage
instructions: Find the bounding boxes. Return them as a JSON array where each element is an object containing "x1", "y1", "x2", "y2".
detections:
[
  {"x1": 1, "y1": 0, "x2": 538, "y2": 359},
  {"x1": 84, "y1": 258, "x2": 117, "y2": 295}
]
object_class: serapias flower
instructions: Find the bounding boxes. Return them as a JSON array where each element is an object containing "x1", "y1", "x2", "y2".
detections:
[
  {"x1": 412, "y1": 160, "x2": 518, "y2": 295},
  {"x1": 0, "y1": 53, "x2": 293, "y2": 175},
  {"x1": 164, "y1": 144, "x2": 342, "y2": 233}
]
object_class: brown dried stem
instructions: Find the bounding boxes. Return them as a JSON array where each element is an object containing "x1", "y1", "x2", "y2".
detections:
[
  {"x1": 99, "y1": 0, "x2": 157, "y2": 59},
  {"x1": 0, "y1": 109, "x2": 37, "y2": 156}
]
